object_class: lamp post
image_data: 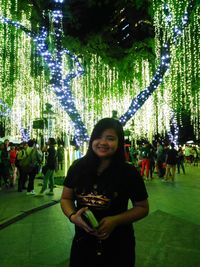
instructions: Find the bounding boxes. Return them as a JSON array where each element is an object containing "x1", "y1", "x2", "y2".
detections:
[{"x1": 43, "y1": 103, "x2": 56, "y2": 140}]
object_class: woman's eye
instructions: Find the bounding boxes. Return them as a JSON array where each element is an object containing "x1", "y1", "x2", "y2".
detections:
[{"x1": 107, "y1": 137, "x2": 116, "y2": 141}]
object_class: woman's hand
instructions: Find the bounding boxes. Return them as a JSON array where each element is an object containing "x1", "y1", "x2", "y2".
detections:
[
  {"x1": 95, "y1": 199, "x2": 149, "y2": 240},
  {"x1": 70, "y1": 207, "x2": 98, "y2": 235},
  {"x1": 96, "y1": 216, "x2": 118, "y2": 240}
]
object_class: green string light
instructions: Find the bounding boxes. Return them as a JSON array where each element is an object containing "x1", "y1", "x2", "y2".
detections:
[{"x1": 0, "y1": 0, "x2": 199, "y2": 144}]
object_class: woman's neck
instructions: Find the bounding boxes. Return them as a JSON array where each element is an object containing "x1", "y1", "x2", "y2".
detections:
[{"x1": 97, "y1": 159, "x2": 111, "y2": 175}]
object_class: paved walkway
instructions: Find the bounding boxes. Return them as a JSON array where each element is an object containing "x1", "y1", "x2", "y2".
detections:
[
  {"x1": 0, "y1": 164, "x2": 199, "y2": 267},
  {"x1": 0, "y1": 178, "x2": 63, "y2": 230}
]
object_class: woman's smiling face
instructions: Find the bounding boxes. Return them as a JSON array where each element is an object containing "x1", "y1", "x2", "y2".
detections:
[{"x1": 92, "y1": 128, "x2": 119, "y2": 159}]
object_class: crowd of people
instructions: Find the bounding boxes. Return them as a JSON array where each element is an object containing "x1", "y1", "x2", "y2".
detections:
[
  {"x1": 125, "y1": 140, "x2": 199, "y2": 182},
  {"x1": 0, "y1": 137, "x2": 65, "y2": 195},
  {"x1": 0, "y1": 135, "x2": 199, "y2": 193},
  {"x1": 0, "y1": 118, "x2": 199, "y2": 267}
]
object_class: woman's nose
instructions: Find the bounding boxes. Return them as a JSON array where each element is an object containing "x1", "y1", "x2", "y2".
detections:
[{"x1": 99, "y1": 138, "x2": 107, "y2": 144}]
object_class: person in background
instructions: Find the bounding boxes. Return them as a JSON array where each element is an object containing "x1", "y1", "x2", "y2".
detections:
[
  {"x1": 124, "y1": 142, "x2": 131, "y2": 162},
  {"x1": 60, "y1": 118, "x2": 149, "y2": 267},
  {"x1": 25, "y1": 139, "x2": 42, "y2": 195},
  {"x1": 9, "y1": 144, "x2": 17, "y2": 187},
  {"x1": 137, "y1": 143, "x2": 143, "y2": 170},
  {"x1": 16, "y1": 142, "x2": 28, "y2": 192},
  {"x1": 36, "y1": 137, "x2": 57, "y2": 196},
  {"x1": 57, "y1": 144, "x2": 65, "y2": 170},
  {"x1": 1, "y1": 139, "x2": 10, "y2": 188},
  {"x1": 140, "y1": 141, "x2": 151, "y2": 180},
  {"x1": 129, "y1": 144, "x2": 138, "y2": 167},
  {"x1": 149, "y1": 143, "x2": 156, "y2": 179},
  {"x1": 164, "y1": 142, "x2": 178, "y2": 182},
  {"x1": 177, "y1": 145, "x2": 185, "y2": 174},
  {"x1": 191, "y1": 146, "x2": 198, "y2": 166},
  {"x1": 184, "y1": 144, "x2": 192, "y2": 165},
  {"x1": 0, "y1": 141, "x2": 4, "y2": 190},
  {"x1": 156, "y1": 141, "x2": 165, "y2": 178}
]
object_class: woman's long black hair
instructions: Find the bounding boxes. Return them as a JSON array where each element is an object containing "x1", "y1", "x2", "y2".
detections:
[{"x1": 81, "y1": 118, "x2": 126, "y2": 170}]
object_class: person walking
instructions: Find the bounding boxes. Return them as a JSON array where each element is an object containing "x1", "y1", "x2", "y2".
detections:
[
  {"x1": 177, "y1": 146, "x2": 185, "y2": 174},
  {"x1": 1, "y1": 139, "x2": 10, "y2": 188},
  {"x1": 22, "y1": 139, "x2": 42, "y2": 195},
  {"x1": 60, "y1": 117, "x2": 149, "y2": 267},
  {"x1": 164, "y1": 142, "x2": 178, "y2": 182},
  {"x1": 36, "y1": 137, "x2": 57, "y2": 196},
  {"x1": 140, "y1": 141, "x2": 151, "y2": 180},
  {"x1": 16, "y1": 142, "x2": 28, "y2": 192},
  {"x1": 9, "y1": 144, "x2": 17, "y2": 187},
  {"x1": 156, "y1": 141, "x2": 166, "y2": 178}
]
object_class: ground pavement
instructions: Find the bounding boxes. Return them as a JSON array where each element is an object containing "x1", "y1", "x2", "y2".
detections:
[{"x1": 0, "y1": 164, "x2": 200, "y2": 267}]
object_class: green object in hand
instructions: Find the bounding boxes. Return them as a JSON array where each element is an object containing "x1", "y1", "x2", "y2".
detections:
[{"x1": 83, "y1": 209, "x2": 99, "y2": 229}]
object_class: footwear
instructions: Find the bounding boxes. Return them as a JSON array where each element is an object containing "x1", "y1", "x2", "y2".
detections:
[
  {"x1": 26, "y1": 190, "x2": 35, "y2": 195},
  {"x1": 46, "y1": 191, "x2": 54, "y2": 196},
  {"x1": 35, "y1": 191, "x2": 45, "y2": 197}
]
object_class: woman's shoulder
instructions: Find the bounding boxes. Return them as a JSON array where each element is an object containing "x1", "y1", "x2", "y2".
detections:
[
  {"x1": 68, "y1": 158, "x2": 85, "y2": 172},
  {"x1": 117, "y1": 161, "x2": 139, "y2": 174},
  {"x1": 64, "y1": 158, "x2": 86, "y2": 186},
  {"x1": 115, "y1": 162, "x2": 143, "y2": 188},
  {"x1": 125, "y1": 161, "x2": 137, "y2": 168}
]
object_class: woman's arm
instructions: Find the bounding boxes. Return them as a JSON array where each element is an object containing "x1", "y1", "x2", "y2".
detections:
[
  {"x1": 97, "y1": 199, "x2": 149, "y2": 239},
  {"x1": 60, "y1": 186, "x2": 76, "y2": 218},
  {"x1": 112, "y1": 199, "x2": 149, "y2": 225},
  {"x1": 60, "y1": 186, "x2": 97, "y2": 233}
]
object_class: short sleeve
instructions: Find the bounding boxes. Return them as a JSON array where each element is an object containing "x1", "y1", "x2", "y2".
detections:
[
  {"x1": 126, "y1": 164, "x2": 148, "y2": 202},
  {"x1": 63, "y1": 160, "x2": 79, "y2": 188}
]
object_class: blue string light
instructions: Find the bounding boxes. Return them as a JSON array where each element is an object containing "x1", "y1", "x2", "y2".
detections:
[
  {"x1": 168, "y1": 114, "x2": 179, "y2": 147},
  {"x1": 0, "y1": 0, "x2": 89, "y2": 146},
  {"x1": 119, "y1": 42, "x2": 171, "y2": 125},
  {"x1": 119, "y1": 0, "x2": 196, "y2": 126},
  {"x1": 0, "y1": 0, "x2": 196, "y2": 145},
  {"x1": 20, "y1": 128, "x2": 30, "y2": 142},
  {"x1": 0, "y1": 99, "x2": 11, "y2": 116}
]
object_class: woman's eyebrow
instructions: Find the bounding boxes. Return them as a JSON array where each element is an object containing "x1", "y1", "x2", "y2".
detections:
[{"x1": 105, "y1": 134, "x2": 117, "y2": 138}]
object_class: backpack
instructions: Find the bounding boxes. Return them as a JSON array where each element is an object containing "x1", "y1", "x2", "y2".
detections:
[
  {"x1": 15, "y1": 150, "x2": 25, "y2": 168},
  {"x1": 20, "y1": 148, "x2": 42, "y2": 174}
]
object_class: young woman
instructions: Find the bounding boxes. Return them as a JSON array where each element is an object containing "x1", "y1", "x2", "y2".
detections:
[{"x1": 61, "y1": 118, "x2": 149, "y2": 267}]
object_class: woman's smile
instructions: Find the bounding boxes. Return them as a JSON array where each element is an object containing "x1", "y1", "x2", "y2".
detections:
[{"x1": 92, "y1": 128, "x2": 118, "y2": 159}]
